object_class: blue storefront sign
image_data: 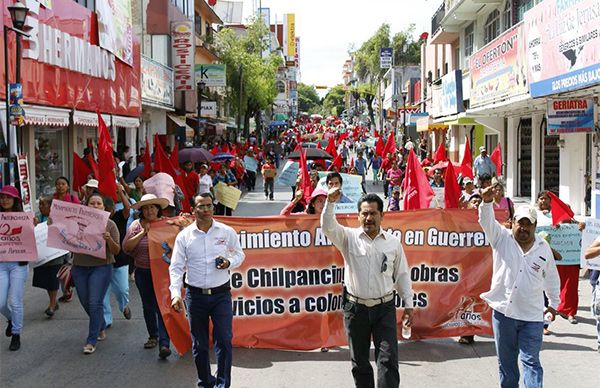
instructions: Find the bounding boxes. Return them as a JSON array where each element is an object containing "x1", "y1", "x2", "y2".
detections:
[
  {"x1": 440, "y1": 70, "x2": 464, "y2": 116},
  {"x1": 547, "y1": 99, "x2": 594, "y2": 135}
]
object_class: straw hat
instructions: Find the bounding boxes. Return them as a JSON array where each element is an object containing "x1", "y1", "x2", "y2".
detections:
[{"x1": 132, "y1": 194, "x2": 169, "y2": 210}]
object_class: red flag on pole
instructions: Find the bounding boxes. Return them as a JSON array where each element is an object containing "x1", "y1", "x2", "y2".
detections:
[
  {"x1": 433, "y1": 141, "x2": 447, "y2": 163},
  {"x1": 86, "y1": 153, "x2": 100, "y2": 180},
  {"x1": 153, "y1": 134, "x2": 178, "y2": 177},
  {"x1": 460, "y1": 136, "x2": 474, "y2": 179},
  {"x1": 327, "y1": 153, "x2": 343, "y2": 171},
  {"x1": 383, "y1": 132, "x2": 396, "y2": 156},
  {"x1": 443, "y1": 162, "x2": 461, "y2": 209},
  {"x1": 375, "y1": 137, "x2": 385, "y2": 157},
  {"x1": 490, "y1": 143, "x2": 502, "y2": 176},
  {"x1": 325, "y1": 137, "x2": 338, "y2": 158},
  {"x1": 170, "y1": 143, "x2": 180, "y2": 171},
  {"x1": 547, "y1": 192, "x2": 575, "y2": 226},
  {"x1": 141, "y1": 138, "x2": 152, "y2": 179},
  {"x1": 210, "y1": 145, "x2": 219, "y2": 155},
  {"x1": 73, "y1": 152, "x2": 92, "y2": 191},
  {"x1": 97, "y1": 112, "x2": 118, "y2": 201},
  {"x1": 299, "y1": 148, "x2": 313, "y2": 204},
  {"x1": 402, "y1": 149, "x2": 434, "y2": 210}
]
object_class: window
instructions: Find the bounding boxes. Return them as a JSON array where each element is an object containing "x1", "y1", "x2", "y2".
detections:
[
  {"x1": 464, "y1": 22, "x2": 474, "y2": 68},
  {"x1": 148, "y1": 35, "x2": 171, "y2": 67},
  {"x1": 517, "y1": 0, "x2": 542, "y2": 22},
  {"x1": 195, "y1": 14, "x2": 203, "y2": 37},
  {"x1": 484, "y1": 10, "x2": 501, "y2": 44},
  {"x1": 74, "y1": 0, "x2": 95, "y2": 10},
  {"x1": 503, "y1": 0, "x2": 513, "y2": 31}
]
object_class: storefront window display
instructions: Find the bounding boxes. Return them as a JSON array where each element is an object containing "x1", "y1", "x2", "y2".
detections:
[{"x1": 35, "y1": 127, "x2": 67, "y2": 197}]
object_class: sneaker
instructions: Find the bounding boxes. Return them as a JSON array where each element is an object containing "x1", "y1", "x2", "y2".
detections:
[
  {"x1": 97, "y1": 330, "x2": 107, "y2": 341},
  {"x1": 9, "y1": 335, "x2": 20, "y2": 351},
  {"x1": 45, "y1": 304, "x2": 59, "y2": 317},
  {"x1": 5, "y1": 321, "x2": 12, "y2": 337},
  {"x1": 144, "y1": 337, "x2": 158, "y2": 349},
  {"x1": 158, "y1": 346, "x2": 171, "y2": 360},
  {"x1": 320, "y1": 347, "x2": 329, "y2": 352},
  {"x1": 83, "y1": 344, "x2": 96, "y2": 354},
  {"x1": 123, "y1": 306, "x2": 132, "y2": 320},
  {"x1": 568, "y1": 316, "x2": 578, "y2": 324}
]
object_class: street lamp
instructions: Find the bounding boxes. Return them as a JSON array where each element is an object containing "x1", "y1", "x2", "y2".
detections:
[
  {"x1": 393, "y1": 98, "x2": 398, "y2": 133},
  {"x1": 196, "y1": 80, "x2": 206, "y2": 147},
  {"x1": 3, "y1": 0, "x2": 29, "y2": 165},
  {"x1": 401, "y1": 89, "x2": 408, "y2": 135}
]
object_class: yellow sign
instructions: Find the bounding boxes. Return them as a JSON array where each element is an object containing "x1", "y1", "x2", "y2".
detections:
[
  {"x1": 286, "y1": 14, "x2": 296, "y2": 58},
  {"x1": 214, "y1": 182, "x2": 242, "y2": 210}
]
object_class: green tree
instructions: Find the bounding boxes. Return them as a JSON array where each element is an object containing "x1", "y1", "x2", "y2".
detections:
[
  {"x1": 215, "y1": 17, "x2": 282, "y2": 140},
  {"x1": 353, "y1": 24, "x2": 391, "y2": 127},
  {"x1": 322, "y1": 85, "x2": 346, "y2": 117},
  {"x1": 391, "y1": 24, "x2": 423, "y2": 65},
  {"x1": 297, "y1": 83, "x2": 321, "y2": 113}
]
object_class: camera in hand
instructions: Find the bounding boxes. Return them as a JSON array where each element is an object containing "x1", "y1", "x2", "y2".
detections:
[{"x1": 215, "y1": 257, "x2": 226, "y2": 268}]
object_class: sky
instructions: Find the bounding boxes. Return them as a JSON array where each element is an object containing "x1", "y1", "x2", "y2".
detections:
[{"x1": 241, "y1": 0, "x2": 441, "y2": 90}]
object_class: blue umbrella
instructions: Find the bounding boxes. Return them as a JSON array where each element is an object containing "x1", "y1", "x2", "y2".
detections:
[
  {"x1": 212, "y1": 152, "x2": 235, "y2": 162},
  {"x1": 125, "y1": 163, "x2": 145, "y2": 183}
]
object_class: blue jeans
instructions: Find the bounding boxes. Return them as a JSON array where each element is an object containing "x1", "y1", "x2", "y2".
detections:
[
  {"x1": 135, "y1": 268, "x2": 170, "y2": 348},
  {"x1": 593, "y1": 282, "x2": 600, "y2": 346},
  {"x1": 492, "y1": 310, "x2": 544, "y2": 388},
  {"x1": 0, "y1": 263, "x2": 28, "y2": 335},
  {"x1": 185, "y1": 288, "x2": 233, "y2": 388},
  {"x1": 103, "y1": 265, "x2": 130, "y2": 326},
  {"x1": 72, "y1": 264, "x2": 113, "y2": 345}
]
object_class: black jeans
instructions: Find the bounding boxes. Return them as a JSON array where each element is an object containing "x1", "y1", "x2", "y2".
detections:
[{"x1": 343, "y1": 299, "x2": 399, "y2": 388}]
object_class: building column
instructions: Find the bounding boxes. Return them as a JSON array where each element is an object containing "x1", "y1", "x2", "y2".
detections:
[
  {"x1": 530, "y1": 113, "x2": 543, "y2": 205},
  {"x1": 506, "y1": 116, "x2": 519, "y2": 199},
  {"x1": 560, "y1": 132, "x2": 587, "y2": 215}
]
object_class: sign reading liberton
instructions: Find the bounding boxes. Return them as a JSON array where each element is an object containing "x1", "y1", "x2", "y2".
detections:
[
  {"x1": 171, "y1": 21, "x2": 195, "y2": 91},
  {"x1": 469, "y1": 23, "x2": 528, "y2": 108},
  {"x1": 524, "y1": 0, "x2": 600, "y2": 97}
]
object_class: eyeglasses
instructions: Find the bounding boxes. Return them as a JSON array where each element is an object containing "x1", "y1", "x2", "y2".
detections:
[{"x1": 381, "y1": 256, "x2": 388, "y2": 273}]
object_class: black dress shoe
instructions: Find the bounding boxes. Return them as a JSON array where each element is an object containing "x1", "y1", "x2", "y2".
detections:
[
  {"x1": 9, "y1": 334, "x2": 20, "y2": 351},
  {"x1": 5, "y1": 321, "x2": 12, "y2": 337},
  {"x1": 159, "y1": 346, "x2": 171, "y2": 360}
]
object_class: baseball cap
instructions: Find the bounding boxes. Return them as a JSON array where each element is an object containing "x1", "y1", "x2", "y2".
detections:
[
  {"x1": 514, "y1": 205, "x2": 537, "y2": 223},
  {"x1": 463, "y1": 177, "x2": 473, "y2": 185},
  {"x1": 479, "y1": 146, "x2": 487, "y2": 152}
]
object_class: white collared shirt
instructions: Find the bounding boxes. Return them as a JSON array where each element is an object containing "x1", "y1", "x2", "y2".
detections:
[
  {"x1": 479, "y1": 202, "x2": 560, "y2": 322},
  {"x1": 169, "y1": 220, "x2": 245, "y2": 299},
  {"x1": 320, "y1": 201, "x2": 414, "y2": 302},
  {"x1": 198, "y1": 174, "x2": 213, "y2": 194}
]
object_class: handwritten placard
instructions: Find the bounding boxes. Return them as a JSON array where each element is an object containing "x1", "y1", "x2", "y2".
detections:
[
  {"x1": 581, "y1": 218, "x2": 600, "y2": 269},
  {"x1": 214, "y1": 182, "x2": 242, "y2": 210},
  {"x1": 537, "y1": 224, "x2": 581, "y2": 266},
  {"x1": 33, "y1": 222, "x2": 69, "y2": 267},
  {"x1": 277, "y1": 160, "x2": 299, "y2": 187},
  {"x1": 47, "y1": 200, "x2": 110, "y2": 259},
  {"x1": 0, "y1": 212, "x2": 37, "y2": 261}
]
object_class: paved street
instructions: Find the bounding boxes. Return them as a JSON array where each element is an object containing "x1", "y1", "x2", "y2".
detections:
[{"x1": 1, "y1": 168, "x2": 598, "y2": 388}]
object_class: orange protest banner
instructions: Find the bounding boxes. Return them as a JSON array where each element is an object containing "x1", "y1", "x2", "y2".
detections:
[{"x1": 148, "y1": 209, "x2": 505, "y2": 355}]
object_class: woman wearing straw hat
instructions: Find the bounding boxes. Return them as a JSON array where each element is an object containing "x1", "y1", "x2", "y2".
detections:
[
  {"x1": 123, "y1": 194, "x2": 172, "y2": 359},
  {"x1": 0, "y1": 186, "x2": 27, "y2": 351}
]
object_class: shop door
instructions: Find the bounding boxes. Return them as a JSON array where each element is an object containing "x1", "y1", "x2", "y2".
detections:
[
  {"x1": 35, "y1": 126, "x2": 67, "y2": 197},
  {"x1": 519, "y1": 119, "x2": 532, "y2": 197},
  {"x1": 543, "y1": 132, "x2": 560, "y2": 193}
]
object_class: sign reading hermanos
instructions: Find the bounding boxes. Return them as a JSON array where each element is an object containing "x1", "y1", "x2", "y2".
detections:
[{"x1": 171, "y1": 21, "x2": 195, "y2": 91}]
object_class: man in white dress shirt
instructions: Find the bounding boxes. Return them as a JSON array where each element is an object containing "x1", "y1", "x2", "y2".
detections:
[
  {"x1": 321, "y1": 191, "x2": 414, "y2": 388},
  {"x1": 169, "y1": 193, "x2": 245, "y2": 388},
  {"x1": 479, "y1": 186, "x2": 560, "y2": 388}
]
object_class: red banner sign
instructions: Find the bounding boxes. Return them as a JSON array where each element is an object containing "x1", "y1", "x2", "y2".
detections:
[
  {"x1": 0, "y1": 0, "x2": 141, "y2": 116},
  {"x1": 148, "y1": 209, "x2": 506, "y2": 355}
]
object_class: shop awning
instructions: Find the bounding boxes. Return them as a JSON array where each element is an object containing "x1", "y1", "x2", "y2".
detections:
[
  {"x1": 73, "y1": 110, "x2": 111, "y2": 127},
  {"x1": 443, "y1": 117, "x2": 476, "y2": 126},
  {"x1": 112, "y1": 115, "x2": 140, "y2": 128},
  {"x1": 23, "y1": 105, "x2": 70, "y2": 126},
  {"x1": 167, "y1": 114, "x2": 195, "y2": 138},
  {"x1": 417, "y1": 117, "x2": 449, "y2": 132}
]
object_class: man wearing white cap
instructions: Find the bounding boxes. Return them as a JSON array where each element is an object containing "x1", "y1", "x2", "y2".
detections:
[
  {"x1": 479, "y1": 186, "x2": 560, "y2": 388},
  {"x1": 473, "y1": 146, "x2": 496, "y2": 180}
]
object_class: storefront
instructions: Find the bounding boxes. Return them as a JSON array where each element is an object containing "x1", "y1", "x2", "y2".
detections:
[
  {"x1": 141, "y1": 55, "x2": 174, "y2": 153},
  {"x1": 0, "y1": 0, "x2": 141, "y2": 202}
]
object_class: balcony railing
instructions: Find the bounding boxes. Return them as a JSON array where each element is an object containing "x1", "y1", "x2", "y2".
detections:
[{"x1": 431, "y1": 2, "x2": 446, "y2": 35}]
